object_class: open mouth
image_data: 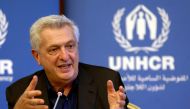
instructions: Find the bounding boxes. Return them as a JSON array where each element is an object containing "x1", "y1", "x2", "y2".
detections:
[{"x1": 57, "y1": 63, "x2": 72, "y2": 70}]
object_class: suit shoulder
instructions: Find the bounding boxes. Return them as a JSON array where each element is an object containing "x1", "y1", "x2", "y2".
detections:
[
  {"x1": 7, "y1": 74, "x2": 32, "y2": 91},
  {"x1": 6, "y1": 70, "x2": 43, "y2": 92}
]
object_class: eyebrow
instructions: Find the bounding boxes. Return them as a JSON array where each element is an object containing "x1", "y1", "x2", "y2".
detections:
[{"x1": 47, "y1": 39, "x2": 77, "y2": 48}]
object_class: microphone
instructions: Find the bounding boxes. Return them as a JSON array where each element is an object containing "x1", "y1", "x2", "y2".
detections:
[{"x1": 53, "y1": 88, "x2": 64, "y2": 109}]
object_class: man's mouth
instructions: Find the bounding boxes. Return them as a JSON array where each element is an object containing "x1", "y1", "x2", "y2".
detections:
[{"x1": 57, "y1": 63, "x2": 72, "y2": 69}]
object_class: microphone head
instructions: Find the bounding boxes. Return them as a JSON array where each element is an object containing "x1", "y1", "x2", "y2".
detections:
[
  {"x1": 57, "y1": 88, "x2": 64, "y2": 96},
  {"x1": 57, "y1": 92, "x2": 62, "y2": 96}
]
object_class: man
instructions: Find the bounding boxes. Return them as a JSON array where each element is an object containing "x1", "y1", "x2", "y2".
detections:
[{"x1": 6, "y1": 15, "x2": 129, "y2": 109}]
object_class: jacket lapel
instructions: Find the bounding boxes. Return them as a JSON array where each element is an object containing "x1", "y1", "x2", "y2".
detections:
[
  {"x1": 78, "y1": 66, "x2": 97, "y2": 109},
  {"x1": 35, "y1": 71, "x2": 50, "y2": 107}
]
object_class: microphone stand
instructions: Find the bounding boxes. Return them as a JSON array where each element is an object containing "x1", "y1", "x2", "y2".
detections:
[{"x1": 53, "y1": 89, "x2": 63, "y2": 109}]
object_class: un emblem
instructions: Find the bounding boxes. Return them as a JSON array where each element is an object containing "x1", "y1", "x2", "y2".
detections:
[
  {"x1": 112, "y1": 5, "x2": 171, "y2": 53},
  {"x1": 0, "y1": 9, "x2": 8, "y2": 47}
]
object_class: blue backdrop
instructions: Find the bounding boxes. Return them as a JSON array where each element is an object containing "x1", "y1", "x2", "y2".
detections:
[
  {"x1": 0, "y1": 0, "x2": 190, "y2": 109},
  {"x1": 0, "y1": 0, "x2": 59, "y2": 108},
  {"x1": 64, "y1": 0, "x2": 190, "y2": 109}
]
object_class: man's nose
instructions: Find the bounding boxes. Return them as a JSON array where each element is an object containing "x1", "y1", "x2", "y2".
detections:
[{"x1": 58, "y1": 48, "x2": 69, "y2": 60}]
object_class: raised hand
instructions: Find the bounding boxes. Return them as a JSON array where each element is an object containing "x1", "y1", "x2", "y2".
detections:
[
  {"x1": 14, "y1": 75, "x2": 48, "y2": 109},
  {"x1": 107, "y1": 80, "x2": 126, "y2": 109}
]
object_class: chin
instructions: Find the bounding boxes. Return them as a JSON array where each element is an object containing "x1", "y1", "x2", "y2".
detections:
[{"x1": 58, "y1": 72, "x2": 76, "y2": 81}]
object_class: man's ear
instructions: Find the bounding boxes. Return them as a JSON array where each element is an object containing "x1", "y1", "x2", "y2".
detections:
[{"x1": 32, "y1": 49, "x2": 41, "y2": 65}]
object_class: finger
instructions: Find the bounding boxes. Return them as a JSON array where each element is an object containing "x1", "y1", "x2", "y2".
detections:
[
  {"x1": 25, "y1": 90, "x2": 42, "y2": 98},
  {"x1": 119, "y1": 91, "x2": 126, "y2": 100},
  {"x1": 29, "y1": 98, "x2": 45, "y2": 105},
  {"x1": 107, "y1": 80, "x2": 115, "y2": 93},
  {"x1": 29, "y1": 105, "x2": 48, "y2": 109},
  {"x1": 35, "y1": 105, "x2": 49, "y2": 109},
  {"x1": 119, "y1": 86, "x2": 125, "y2": 93},
  {"x1": 117, "y1": 100, "x2": 126, "y2": 107},
  {"x1": 26, "y1": 75, "x2": 38, "y2": 91}
]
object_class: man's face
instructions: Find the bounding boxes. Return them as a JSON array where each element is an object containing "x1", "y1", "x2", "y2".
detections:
[{"x1": 32, "y1": 25, "x2": 79, "y2": 85}]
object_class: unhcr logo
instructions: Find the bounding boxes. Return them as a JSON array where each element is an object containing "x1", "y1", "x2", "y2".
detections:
[
  {"x1": 109, "y1": 5, "x2": 175, "y2": 71},
  {"x1": 112, "y1": 4, "x2": 170, "y2": 53}
]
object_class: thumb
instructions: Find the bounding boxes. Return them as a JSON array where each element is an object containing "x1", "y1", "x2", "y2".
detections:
[
  {"x1": 26, "y1": 75, "x2": 38, "y2": 91},
  {"x1": 107, "y1": 80, "x2": 116, "y2": 94}
]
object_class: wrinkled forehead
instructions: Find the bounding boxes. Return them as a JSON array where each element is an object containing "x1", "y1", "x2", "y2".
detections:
[
  {"x1": 39, "y1": 22, "x2": 73, "y2": 33},
  {"x1": 39, "y1": 25, "x2": 77, "y2": 46},
  {"x1": 40, "y1": 24, "x2": 76, "y2": 39}
]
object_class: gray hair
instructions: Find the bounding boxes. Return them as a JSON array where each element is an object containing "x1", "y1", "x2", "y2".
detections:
[{"x1": 30, "y1": 15, "x2": 80, "y2": 51}]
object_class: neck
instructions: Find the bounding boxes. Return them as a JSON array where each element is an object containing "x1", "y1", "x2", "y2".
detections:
[
  {"x1": 45, "y1": 72, "x2": 76, "y2": 96},
  {"x1": 52, "y1": 81, "x2": 73, "y2": 96}
]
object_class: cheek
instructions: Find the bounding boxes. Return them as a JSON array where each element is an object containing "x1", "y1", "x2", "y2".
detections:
[
  {"x1": 70, "y1": 51, "x2": 79, "y2": 61},
  {"x1": 74, "y1": 53, "x2": 79, "y2": 63},
  {"x1": 40, "y1": 55, "x2": 57, "y2": 66}
]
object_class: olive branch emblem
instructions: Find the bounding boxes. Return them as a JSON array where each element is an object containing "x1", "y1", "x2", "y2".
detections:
[
  {"x1": 112, "y1": 7, "x2": 171, "y2": 53},
  {"x1": 0, "y1": 9, "x2": 9, "y2": 47}
]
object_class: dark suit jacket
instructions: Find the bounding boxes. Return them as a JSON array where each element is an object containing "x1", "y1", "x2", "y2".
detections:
[{"x1": 6, "y1": 63, "x2": 129, "y2": 109}]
